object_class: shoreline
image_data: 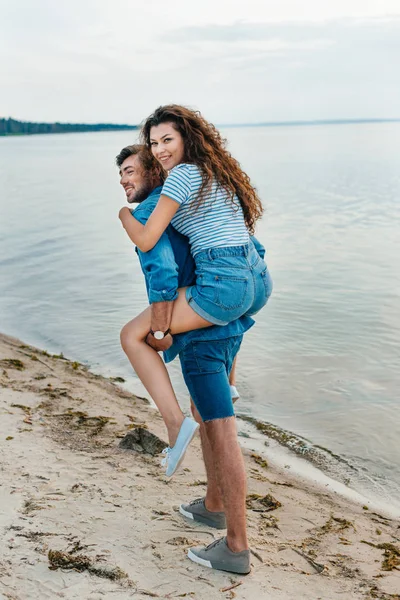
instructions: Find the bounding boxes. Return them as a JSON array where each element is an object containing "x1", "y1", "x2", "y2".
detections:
[
  {"x1": 84, "y1": 360, "x2": 400, "y2": 520},
  {"x1": 235, "y1": 417, "x2": 400, "y2": 521},
  {"x1": 124, "y1": 376, "x2": 400, "y2": 520},
  {"x1": 1, "y1": 332, "x2": 399, "y2": 599}
]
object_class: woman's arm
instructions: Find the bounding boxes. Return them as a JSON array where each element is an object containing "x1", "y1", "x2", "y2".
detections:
[{"x1": 119, "y1": 195, "x2": 180, "y2": 252}]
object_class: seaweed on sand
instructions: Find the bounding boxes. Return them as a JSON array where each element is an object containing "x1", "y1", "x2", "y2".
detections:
[
  {"x1": 321, "y1": 515, "x2": 356, "y2": 534},
  {"x1": 48, "y1": 409, "x2": 113, "y2": 436},
  {"x1": 246, "y1": 493, "x2": 281, "y2": 512},
  {"x1": 238, "y1": 414, "x2": 355, "y2": 475},
  {"x1": 22, "y1": 498, "x2": 46, "y2": 515},
  {"x1": 361, "y1": 541, "x2": 400, "y2": 571},
  {"x1": 41, "y1": 385, "x2": 71, "y2": 400},
  {"x1": 251, "y1": 453, "x2": 268, "y2": 469},
  {"x1": 17, "y1": 531, "x2": 60, "y2": 541},
  {"x1": 48, "y1": 549, "x2": 135, "y2": 585},
  {"x1": 368, "y1": 584, "x2": 400, "y2": 599},
  {"x1": 0, "y1": 358, "x2": 25, "y2": 370}
]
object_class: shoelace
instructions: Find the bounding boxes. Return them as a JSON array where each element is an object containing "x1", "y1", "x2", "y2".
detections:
[
  {"x1": 190, "y1": 498, "x2": 205, "y2": 506},
  {"x1": 205, "y1": 537, "x2": 225, "y2": 552},
  {"x1": 161, "y1": 447, "x2": 170, "y2": 467}
]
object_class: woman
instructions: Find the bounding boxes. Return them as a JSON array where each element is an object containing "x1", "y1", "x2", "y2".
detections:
[{"x1": 119, "y1": 105, "x2": 272, "y2": 476}]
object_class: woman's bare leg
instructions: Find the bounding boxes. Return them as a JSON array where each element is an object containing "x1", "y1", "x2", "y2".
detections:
[
  {"x1": 120, "y1": 288, "x2": 211, "y2": 446},
  {"x1": 121, "y1": 318, "x2": 184, "y2": 446}
]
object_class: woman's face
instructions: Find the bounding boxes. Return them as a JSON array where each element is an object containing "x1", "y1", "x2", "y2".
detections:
[{"x1": 149, "y1": 122, "x2": 185, "y2": 171}]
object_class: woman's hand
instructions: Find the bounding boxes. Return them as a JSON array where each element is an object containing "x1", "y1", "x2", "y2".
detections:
[{"x1": 119, "y1": 196, "x2": 179, "y2": 252}]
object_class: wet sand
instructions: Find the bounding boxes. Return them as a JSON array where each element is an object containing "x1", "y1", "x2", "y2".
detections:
[{"x1": 1, "y1": 332, "x2": 399, "y2": 600}]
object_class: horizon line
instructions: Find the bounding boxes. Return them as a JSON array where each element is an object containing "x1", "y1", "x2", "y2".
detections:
[
  {"x1": 220, "y1": 117, "x2": 400, "y2": 128},
  {"x1": 3, "y1": 116, "x2": 400, "y2": 128},
  {"x1": 2, "y1": 116, "x2": 400, "y2": 137}
]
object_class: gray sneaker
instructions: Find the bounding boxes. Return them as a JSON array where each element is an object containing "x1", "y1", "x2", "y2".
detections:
[
  {"x1": 179, "y1": 497, "x2": 226, "y2": 529},
  {"x1": 188, "y1": 537, "x2": 251, "y2": 574}
]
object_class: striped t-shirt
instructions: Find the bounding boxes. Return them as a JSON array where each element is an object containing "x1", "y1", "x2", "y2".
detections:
[{"x1": 161, "y1": 163, "x2": 250, "y2": 256}]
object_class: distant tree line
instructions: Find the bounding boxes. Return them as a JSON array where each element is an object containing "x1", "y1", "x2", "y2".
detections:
[{"x1": 0, "y1": 117, "x2": 138, "y2": 136}]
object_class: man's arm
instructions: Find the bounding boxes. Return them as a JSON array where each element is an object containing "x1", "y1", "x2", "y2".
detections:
[
  {"x1": 132, "y1": 203, "x2": 179, "y2": 351},
  {"x1": 146, "y1": 301, "x2": 174, "y2": 352}
]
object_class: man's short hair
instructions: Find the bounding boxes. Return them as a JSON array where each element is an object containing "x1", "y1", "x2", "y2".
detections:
[{"x1": 115, "y1": 144, "x2": 166, "y2": 186}]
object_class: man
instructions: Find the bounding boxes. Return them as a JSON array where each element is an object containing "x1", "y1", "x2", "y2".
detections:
[{"x1": 117, "y1": 145, "x2": 264, "y2": 575}]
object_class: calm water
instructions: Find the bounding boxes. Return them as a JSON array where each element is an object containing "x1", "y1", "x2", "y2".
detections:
[{"x1": 1, "y1": 124, "x2": 399, "y2": 509}]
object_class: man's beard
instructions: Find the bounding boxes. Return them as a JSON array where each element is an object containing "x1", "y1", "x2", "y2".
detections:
[{"x1": 127, "y1": 180, "x2": 154, "y2": 204}]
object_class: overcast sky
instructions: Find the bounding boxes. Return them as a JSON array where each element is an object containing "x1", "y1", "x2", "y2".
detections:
[{"x1": 1, "y1": 0, "x2": 399, "y2": 124}]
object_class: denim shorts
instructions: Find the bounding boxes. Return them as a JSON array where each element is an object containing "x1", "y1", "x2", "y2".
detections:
[
  {"x1": 178, "y1": 335, "x2": 243, "y2": 422},
  {"x1": 186, "y1": 242, "x2": 273, "y2": 326}
]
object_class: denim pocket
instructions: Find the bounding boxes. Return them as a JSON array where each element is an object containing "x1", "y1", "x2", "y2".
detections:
[{"x1": 214, "y1": 274, "x2": 248, "y2": 310}]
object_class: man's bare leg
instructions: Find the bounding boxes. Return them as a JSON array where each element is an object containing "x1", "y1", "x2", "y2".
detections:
[
  {"x1": 190, "y1": 398, "x2": 241, "y2": 514},
  {"x1": 204, "y1": 416, "x2": 248, "y2": 552},
  {"x1": 190, "y1": 400, "x2": 224, "y2": 512}
]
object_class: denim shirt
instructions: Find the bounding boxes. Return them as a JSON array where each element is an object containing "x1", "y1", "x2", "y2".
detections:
[
  {"x1": 131, "y1": 187, "x2": 262, "y2": 363},
  {"x1": 132, "y1": 187, "x2": 195, "y2": 303}
]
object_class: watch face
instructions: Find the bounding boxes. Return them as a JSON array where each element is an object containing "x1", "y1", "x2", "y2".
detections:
[{"x1": 154, "y1": 331, "x2": 164, "y2": 340}]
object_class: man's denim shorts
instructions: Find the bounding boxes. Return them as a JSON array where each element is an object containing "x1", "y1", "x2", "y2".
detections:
[
  {"x1": 178, "y1": 335, "x2": 243, "y2": 422},
  {"x1": 186, "y1": 242, "x2": 273, "y2": 326}
]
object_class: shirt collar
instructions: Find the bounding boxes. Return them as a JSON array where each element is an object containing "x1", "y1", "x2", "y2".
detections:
[{"x1": 147, "y1": 186, "x2": 162, "y2": 199}]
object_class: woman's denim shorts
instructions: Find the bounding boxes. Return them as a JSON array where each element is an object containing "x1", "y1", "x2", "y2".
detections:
[
  {"x1": 179, "y1": 335, "x2": 243, "y2": 422},
  {"x1": 186, "y1": 242, "x2": 273, "y2": 326}
]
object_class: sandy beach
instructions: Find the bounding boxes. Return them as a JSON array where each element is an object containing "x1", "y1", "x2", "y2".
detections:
[{"x1": 0, "y1": 332, "x2": 399, "y2": 600}]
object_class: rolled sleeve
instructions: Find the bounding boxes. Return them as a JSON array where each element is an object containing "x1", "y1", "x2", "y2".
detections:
[{"x1": 147, "y1": 284, "x2": 178, "y2": 304}]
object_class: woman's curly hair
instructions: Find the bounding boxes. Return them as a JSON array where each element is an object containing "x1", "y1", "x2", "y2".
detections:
[{"x1": 140, "y1": 104, "x2": 263, "y2": 234}]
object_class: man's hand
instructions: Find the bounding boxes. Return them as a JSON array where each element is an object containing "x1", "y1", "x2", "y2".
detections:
[{"x1": 145, "y1": 332, "x2": 173, "y2": 352}]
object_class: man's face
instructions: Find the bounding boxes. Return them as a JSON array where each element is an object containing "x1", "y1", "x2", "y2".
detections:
[{"x1": 119, "y1": 154, "x2": 153, "y2": 203}]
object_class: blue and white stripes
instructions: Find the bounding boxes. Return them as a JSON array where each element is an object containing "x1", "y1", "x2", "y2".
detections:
[{"x1": 161, "y1": 163, "x2": 249, "y2": 256}]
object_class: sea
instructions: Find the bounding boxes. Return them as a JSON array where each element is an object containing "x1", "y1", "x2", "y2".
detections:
[{"x1": 1, "y1": 122, "x2": 399, "y2": 513}]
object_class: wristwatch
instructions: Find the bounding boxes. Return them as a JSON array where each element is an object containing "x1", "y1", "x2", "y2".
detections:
[{"x1": 149, "y1": 328, "x2": 171, "y2": 340}]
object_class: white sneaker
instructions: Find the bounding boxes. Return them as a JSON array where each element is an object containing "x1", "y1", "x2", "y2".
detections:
[
  {"x1": 230, "y1": 385, "x2": 239, "y2": 400},
  {"x1": 161, "y1": 417, "x2": 199, "y2": 477}
]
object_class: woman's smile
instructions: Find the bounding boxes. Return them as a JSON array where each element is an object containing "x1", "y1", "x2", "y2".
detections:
[{"x1": 150, "y1": 122, "x2": 185, "y2": 171}]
